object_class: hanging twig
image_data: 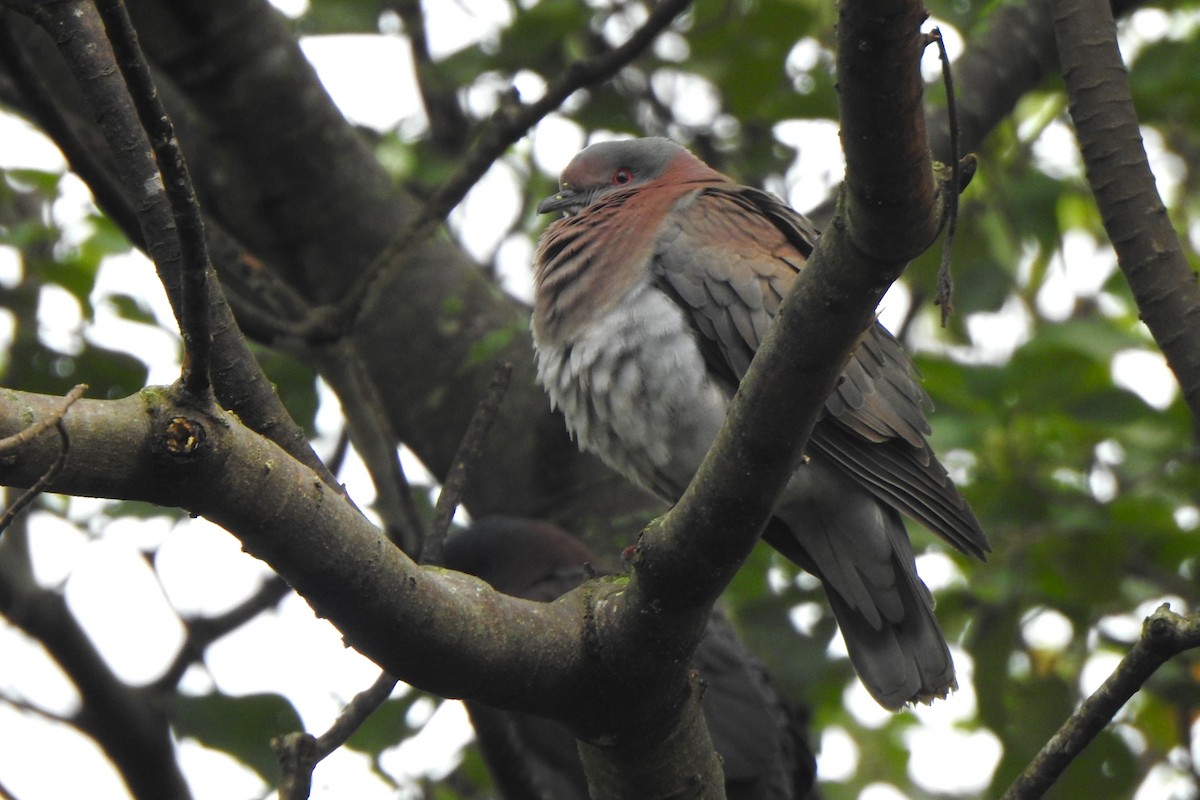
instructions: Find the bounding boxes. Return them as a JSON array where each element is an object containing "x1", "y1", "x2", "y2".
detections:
[{"x1": 929, "y1": 26, "x2": 962, "y2": 327}]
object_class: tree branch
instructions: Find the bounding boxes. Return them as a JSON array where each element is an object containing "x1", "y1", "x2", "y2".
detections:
[
  {"x1": 0, "y1": 387, "x2": 589, "y2": 719},
  {"x1": 273, "y1": 670, "x2": 399, "y2": 799},
  {"x1": 388, "y1": 0, "x2": 470, "y2": 153},
  {"x1": 1002, "y1": 605, "x2": 1200, "y2": 799},
  {"x1": 423, "y1": 361, "x2": 513, "y2": 564},
  {"x1": 0, "y1": 383, "x2": 84, "y2": 455},
  {"x1": 152, "y1": 575, "x2": 291, "y2": 692},
  {"x1": 0, "y1": 384, "x2": 85, "y2": 534},
  {"x1": 1054, "y1": 0, "x2": 1200, "y2": 423},
  {"x1": 107, "y1": 0, "x2": 655, "y2": 545},
  {"x1": 629, "y1": 0, "x2": 937, "y2": 615},
  {"x1": 94, "y1": 0, "x2": 213, "y2": 397},
  {"x1": 3, "y1": 0, "x2": 344, "y2": 494},
  {"x1": 313, "y1": 344, "x2": 427, "y2": 555}
]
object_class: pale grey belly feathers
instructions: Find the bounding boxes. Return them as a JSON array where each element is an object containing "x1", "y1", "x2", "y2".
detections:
[{"x1": 535, "y1": 282, "x2": 728, "y2": 501}]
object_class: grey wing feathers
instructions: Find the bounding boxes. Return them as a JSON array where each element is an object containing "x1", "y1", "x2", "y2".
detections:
[
  {"x1": 652, "y1": 183, "x2": 988, "y2": 560},
  {"x1": 815, "y1": 326, "x2": 989, "y2": 559},
  {"x1": 653, "y1": 186, "x2": 801, "y2": 384},
  {"x1": 826, "y1": 326, "x2": 932, "y2": 448},
  {"x1": 808, "y1": 426, "x2": 989, "y2": 559}
]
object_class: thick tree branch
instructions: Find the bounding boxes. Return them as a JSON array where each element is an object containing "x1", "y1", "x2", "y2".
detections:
[
  {"x1": 1, "y1": 1, "x2": 342, "y2": 493},
  {"x1": 0, "y1": 8, "x2": 321, "y2": 364},
  {"x1": 0, "y1": 388, "x2": 593, "y2": 719},
  {"x1": 629, "y1": 0, "x2": 937, "y2": 614},
  {"x1": 1054, "y1": 0, "x2": 1200, "y2": 422},
  {"x1": 0, "y1": 382, "x2": 720, "y2": 799}
]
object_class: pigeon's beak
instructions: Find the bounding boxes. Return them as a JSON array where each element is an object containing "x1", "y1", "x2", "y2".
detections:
[{"x1": 537, "y1": 185, "x2": 585, "y2": 216}]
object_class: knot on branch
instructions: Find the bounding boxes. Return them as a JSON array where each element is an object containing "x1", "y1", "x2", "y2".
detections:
[
  {"x1": 162, "y1": 416, "x2": 206, "y2": 457},
  {"x1": 1142, "y1": 603, "x2": 1200, "y2": 655}
]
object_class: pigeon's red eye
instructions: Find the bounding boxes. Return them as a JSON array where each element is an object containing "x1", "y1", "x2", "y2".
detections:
[{"x1": 612, "y1": 168, "x2": 633, "y2": 186}]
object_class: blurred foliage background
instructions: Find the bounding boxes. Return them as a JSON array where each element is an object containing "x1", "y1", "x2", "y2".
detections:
[{"x1": 1, "y1": 0, "x2": 1199, "y2": 798}]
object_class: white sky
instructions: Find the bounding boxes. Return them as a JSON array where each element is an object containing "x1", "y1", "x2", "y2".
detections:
[{"x1": 0, "y1": 1, "x2": 1194, "y2": 798}]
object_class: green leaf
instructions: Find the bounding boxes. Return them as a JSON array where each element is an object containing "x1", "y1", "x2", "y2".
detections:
[
  {"x1": 295, "y1": 0, "x2": 384, "y2": 34},
  {"x1": 171, "y1": 692, "x2": 304, "y2": 783},
  {"x1": 342, "y1": 693, "x2": 421, "y2": 758},
  {"x1": 250, "y1": 344, "x2": 320, "y2": 436}
]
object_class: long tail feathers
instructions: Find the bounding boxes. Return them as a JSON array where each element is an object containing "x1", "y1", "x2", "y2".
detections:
[{"x1": 767, "y1": 463, "x2": 961, "y2": 710}]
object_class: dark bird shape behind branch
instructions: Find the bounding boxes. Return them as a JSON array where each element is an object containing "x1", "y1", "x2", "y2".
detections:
[{"x1": 443, "y1": 517, "x2": 818, "y2": 800}]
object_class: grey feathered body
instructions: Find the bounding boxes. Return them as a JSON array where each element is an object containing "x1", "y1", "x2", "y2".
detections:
[
  {"x1": 535, "y1": 281, "x2": 728, "y2": 502},
  {"x1": 534, "y1": 278, "x2": 955, "y2": 708}
]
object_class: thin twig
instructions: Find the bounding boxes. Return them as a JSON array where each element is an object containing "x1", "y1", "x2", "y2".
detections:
[
  {"x1": 273, "y1": 670, "x2": 400, "y2": 799},
  {"x1": 422, "y1": 361, "x2": 513, "y2": 564},
  {"x1": 313, "y1": 670, "x2": 400, "y2": 759},
  {"x1": 319, "y1": 344, "x2": 427, "y2": 554},
  {"x1": 0, "y1": 384, "x2": 85, "y2": 455},
  {"x1": 322, "y1": 0, "x2": 695, "y2": 338},
  {"x1": 0, "y1": 690, "x2": 78, "y2": 727},
  {"x1": 93, "y1": 0, "x2": 213, "y2": 396},
  {"x1": 152, "y1": 575, "x2": 292, "y2": 692},
  {"x1": 0, "y1": 385, "x2": 85, "y2": 535},
  {"x1": 0, "y1": 422, "x2": 70, "y2": 534},
  {"x1": 1002, "y1": 605, "x2": 1200, "y2": 799},
  {"x1": 389, "y1": 0, "x2": 469, "y2": 152}
]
